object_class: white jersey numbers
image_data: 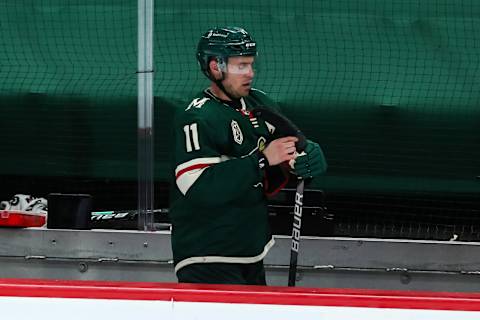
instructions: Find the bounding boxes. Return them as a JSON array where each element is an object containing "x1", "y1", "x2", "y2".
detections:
[{"x1": 183, "y1": 123, "x2": 201, "y2": 152}]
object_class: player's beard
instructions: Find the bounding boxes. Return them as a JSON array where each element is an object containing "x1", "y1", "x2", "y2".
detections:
[{"x1": 223, "y1": 79, "x2": 251, "y2": 98}]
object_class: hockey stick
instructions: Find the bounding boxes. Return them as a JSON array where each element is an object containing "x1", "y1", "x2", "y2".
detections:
[
  {"x1": 252, "y1": 107, "x2": 307, "y2": 287},
  {"x1": 91, "y1": 208, "x2": 168, "y2": 220},
  {"x1": 288, "y1": 179, "x2": 304, "y2": 286},
  {"x1": 91, "y1": 208, "x2": 170, "y2": 230}
]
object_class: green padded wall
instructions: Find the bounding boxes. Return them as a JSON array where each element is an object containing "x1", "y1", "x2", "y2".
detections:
[{"x1": 1, "y1": 0, "x2": 479, "y2": 194}]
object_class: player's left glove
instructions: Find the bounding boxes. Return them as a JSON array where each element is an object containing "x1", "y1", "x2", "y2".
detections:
[{"x1": 291, "y1": 140, "x2": 327, "y2": 179}]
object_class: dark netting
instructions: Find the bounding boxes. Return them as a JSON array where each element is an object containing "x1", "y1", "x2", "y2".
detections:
[{"x1": 0, "y1": 0, "x2": 479, "y2": 237}]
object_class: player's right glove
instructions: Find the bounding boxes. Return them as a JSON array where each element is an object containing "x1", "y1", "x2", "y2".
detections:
[{"x1": 291, "y1": 140, "x2": 327, "y2": 179}]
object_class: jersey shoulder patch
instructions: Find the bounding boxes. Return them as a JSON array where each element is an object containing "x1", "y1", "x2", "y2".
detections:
[
  {"x1": 185, "y1": 96, "x2": 210, "y2": 111},
  {"x1": 177, "y1": 96, "x2": 223, "y2": 127}
]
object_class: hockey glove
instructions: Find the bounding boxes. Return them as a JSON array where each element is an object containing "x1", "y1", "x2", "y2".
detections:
[
  {"x1": 292, "y1": 140, "x2": 327, "y2": 179},
  {"x1": 252, "y1": 107, "x2": 307, "y2": 152}
]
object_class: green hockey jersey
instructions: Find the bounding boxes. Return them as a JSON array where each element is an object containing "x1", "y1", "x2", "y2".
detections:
[{"x1": 170, "y1": 88, "x2": 286, "y2": 273}]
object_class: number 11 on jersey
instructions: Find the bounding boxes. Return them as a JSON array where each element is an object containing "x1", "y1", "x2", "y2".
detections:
[{"x1": 183, "y1": 123, "x2": 200, "y2": 152}]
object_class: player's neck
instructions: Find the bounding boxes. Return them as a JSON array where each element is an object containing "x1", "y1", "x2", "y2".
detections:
[
  {"x1": 209, "y1": 83, "x2": 231, "y2": 101},
  {"x1": 206, "y1": 85, "x2": 244, "y2": 110}
]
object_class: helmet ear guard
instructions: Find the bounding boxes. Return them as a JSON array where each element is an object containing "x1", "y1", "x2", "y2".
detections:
[
  {"x1": 216, "y1": 57, "x2": 227, "y2": 73},
  {"x1": 205, "y1": 57, "x2": 227, "y2": 80}
]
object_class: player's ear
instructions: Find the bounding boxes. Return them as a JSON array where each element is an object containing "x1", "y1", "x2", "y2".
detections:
[
  {"x1": 209, "y1": 60, "x2": 219, "y2": 75},
  {"x1": 209, "y1": 59, "x2": 223, "y2": 80},
  {"x1": 209, "y1": 59, "x2": 218, "y2": 71}
]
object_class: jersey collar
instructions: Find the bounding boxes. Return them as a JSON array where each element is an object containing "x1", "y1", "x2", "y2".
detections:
[{"x1": 204, "y1": 88, "x2": 246, "y2": 111}]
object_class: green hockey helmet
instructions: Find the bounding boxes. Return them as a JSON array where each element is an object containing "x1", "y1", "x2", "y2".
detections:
[{"x1": 196, "y1": 26, "x2": 257, "y2": 79}]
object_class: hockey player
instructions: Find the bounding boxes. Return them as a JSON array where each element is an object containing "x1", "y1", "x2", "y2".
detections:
[{"x1": 169, "y1": 26, "x2": 327, "y2": 285}]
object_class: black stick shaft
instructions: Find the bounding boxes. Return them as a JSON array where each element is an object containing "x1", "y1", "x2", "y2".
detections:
[{"x1": 288, "y1": 179, "x2": 305, "y2": 287}]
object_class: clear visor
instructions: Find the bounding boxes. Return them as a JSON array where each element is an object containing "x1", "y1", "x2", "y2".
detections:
[
  {"x1": 219, "y1": 56, "x2": 259, "y2": 75},
  {"x1": 227, "y1": 61, "x2": 255, "y2": 75}
]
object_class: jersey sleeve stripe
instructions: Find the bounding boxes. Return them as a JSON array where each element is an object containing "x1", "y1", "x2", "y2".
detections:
[
  {"x1": 175, "y1": 157, "x2": 223, "y2": 195},
  {"x1": 175, "y1": 163, "x2": 212, "y2": 179},
  {"x1": 176, "y1": 167, "x2": 210, "y2": 195},
  {"x1": 175, "y1": 157, "x2": 222, "y2": 176}
]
